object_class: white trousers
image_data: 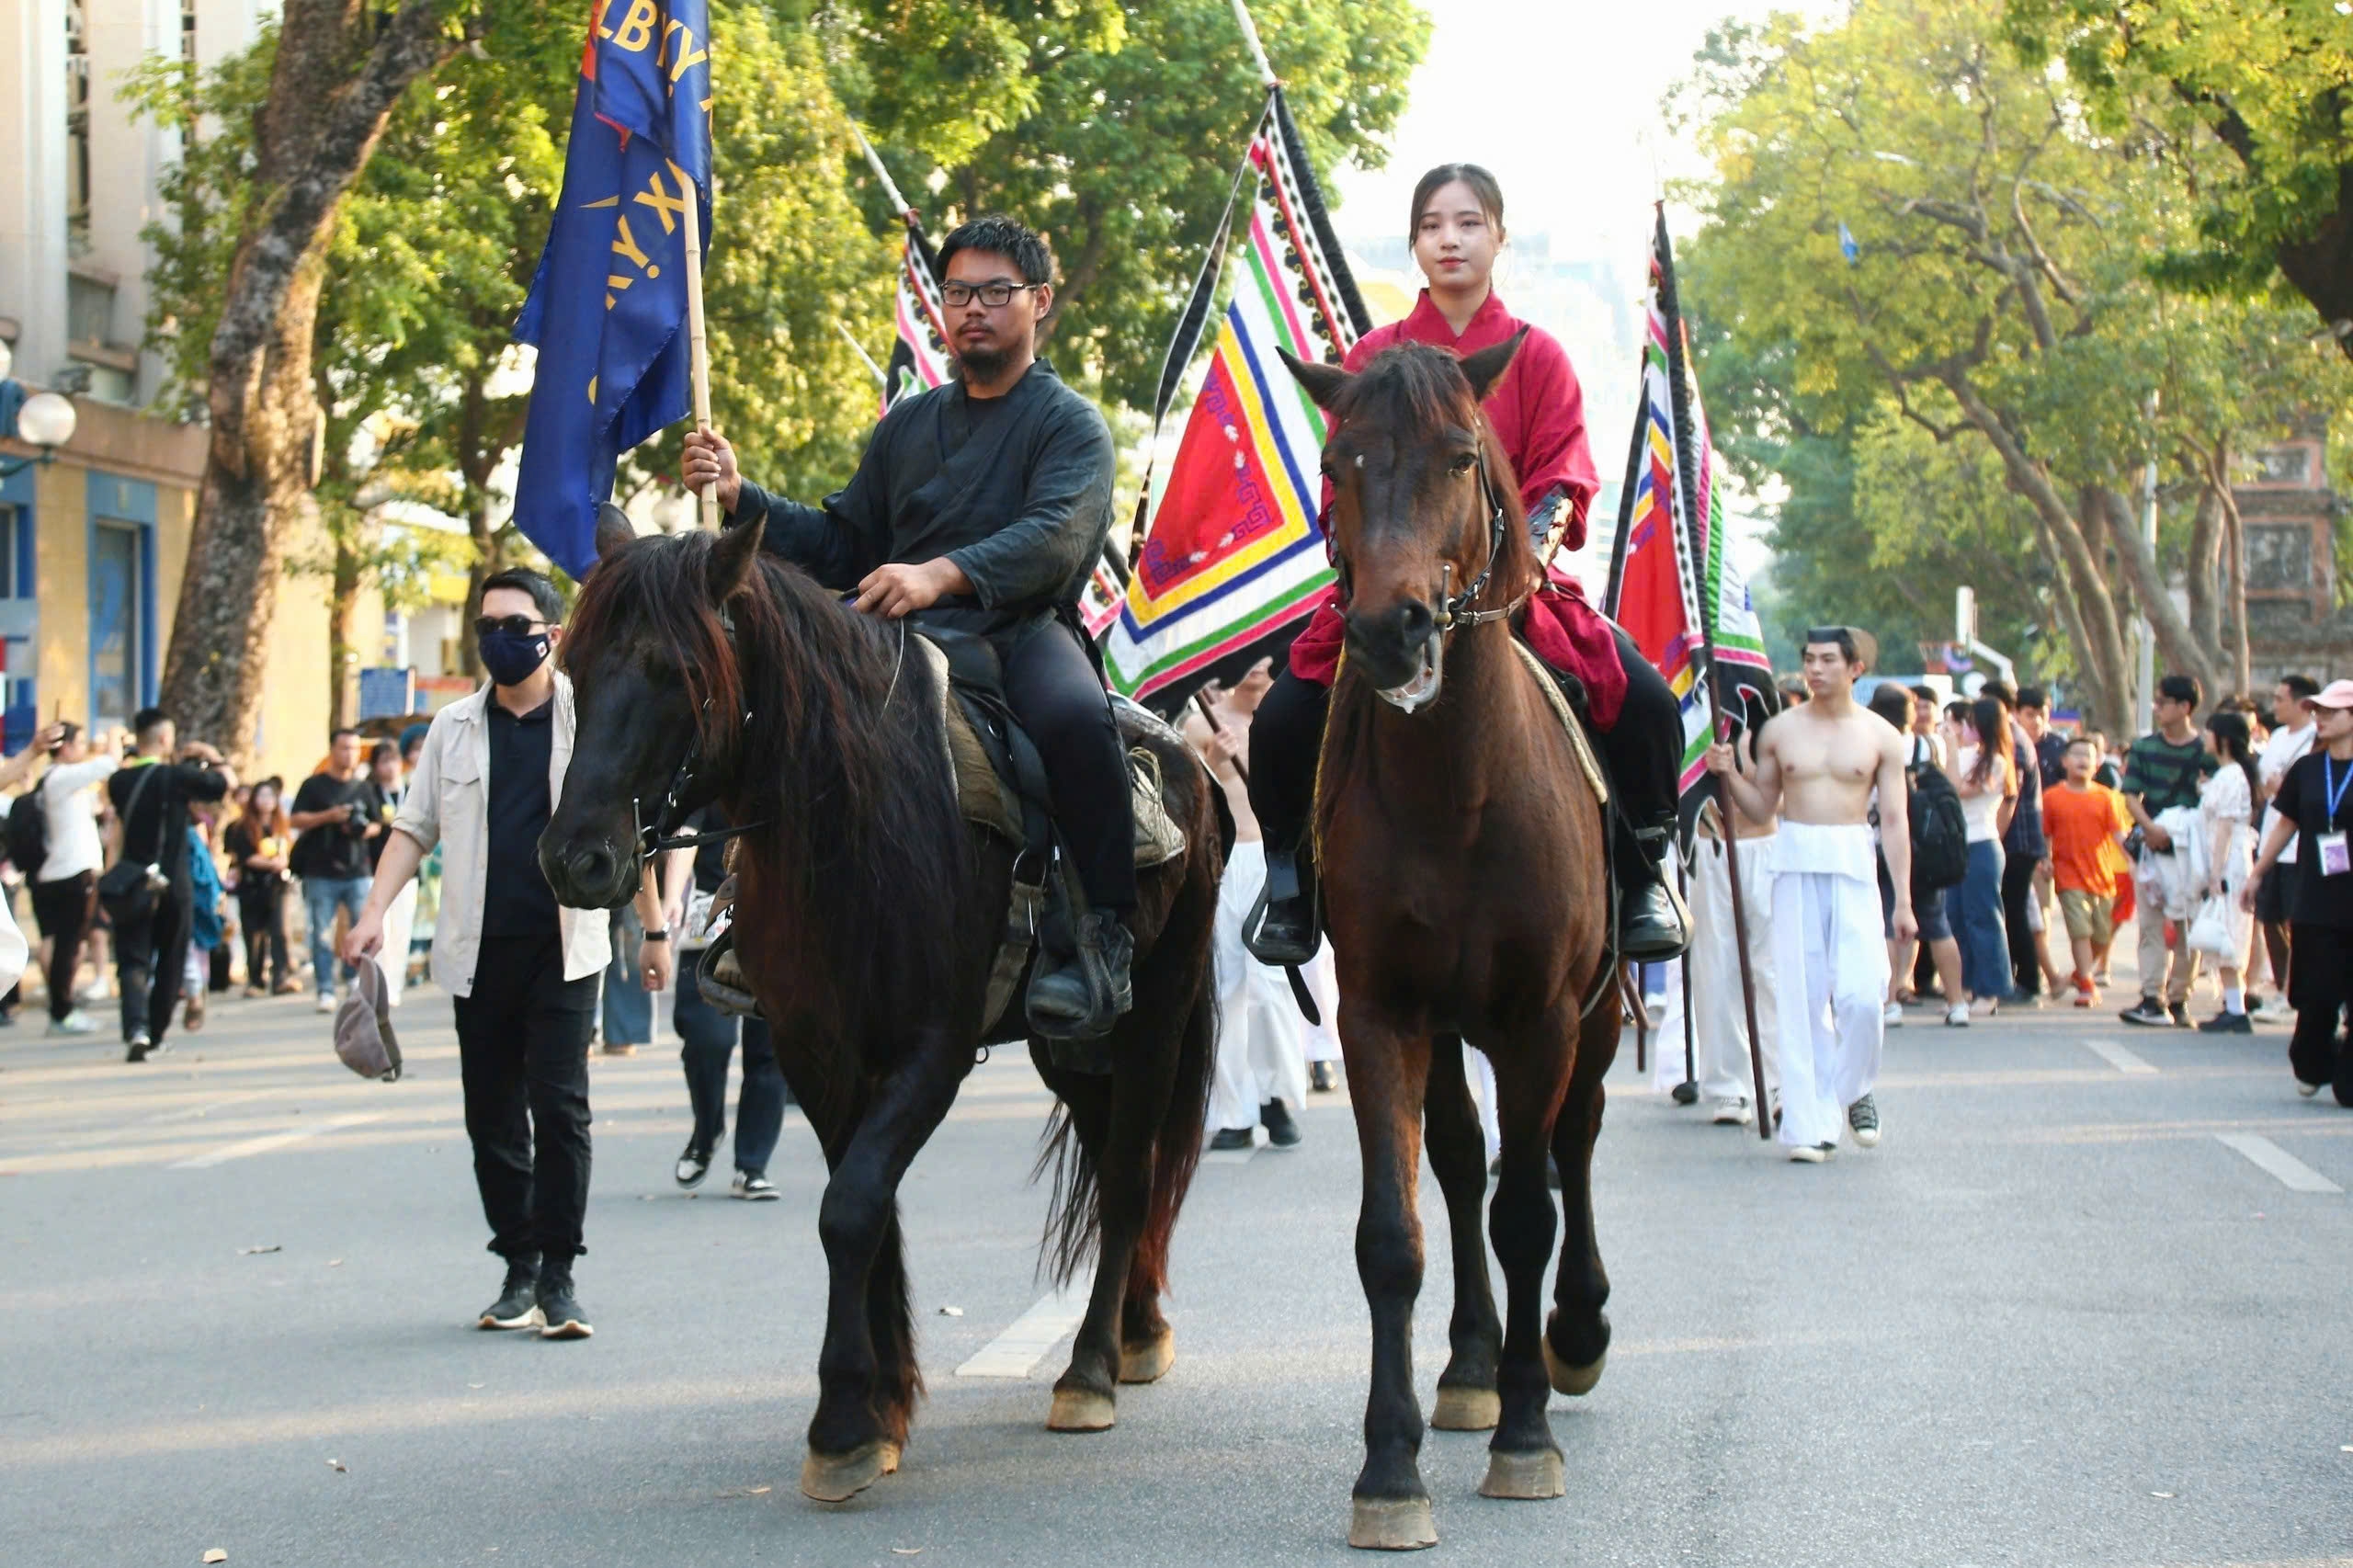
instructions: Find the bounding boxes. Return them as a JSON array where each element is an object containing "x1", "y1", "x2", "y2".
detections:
[
  {"x1": 1653, "y1": 835, "x2": 1780, "y2": 1103},
  {"x1": 1209, "y1": 842, "x2": 1309, "y2": 1132},
  {"x1": 1300, "y1": 945, "x2": 1341, "y2": 1063},
  {"x1": 1769, "y1": 867, "x2": 1888, "y2": 1148},
  {"x1": 378, "y1": 881, "x2": 418, "y2": 1006}
]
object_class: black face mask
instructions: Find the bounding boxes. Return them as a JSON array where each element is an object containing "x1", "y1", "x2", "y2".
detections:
[{"x1": 478, "y1": 628, "x2": 551, "y2": 687}]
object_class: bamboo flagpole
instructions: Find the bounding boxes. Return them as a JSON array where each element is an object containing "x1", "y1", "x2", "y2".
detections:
[
  {"x1": 679, "y1": 164, "x2": 718, "y2": 532},
  {"x1": 1653, "y1": 201, "x2": 1772, "y2": 1141}
]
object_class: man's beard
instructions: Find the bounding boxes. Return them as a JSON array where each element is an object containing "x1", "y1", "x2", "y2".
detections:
[{"x1": 955, "y1": 342, "x2": 1013, "y2": 382}]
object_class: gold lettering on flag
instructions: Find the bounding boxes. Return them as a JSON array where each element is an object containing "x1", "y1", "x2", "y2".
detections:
[
  {"x1": 598, "y1": 0, "x2": 658, "y2": 52},
  {"x1": 632, "y1": 165, "x2": 690, "y2": 234}
]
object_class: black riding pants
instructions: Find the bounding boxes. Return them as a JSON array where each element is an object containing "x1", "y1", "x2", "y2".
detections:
[
  {"x1": 1247, "y1": 626, "x2": 1685, "y2": 856},
  {"x1": 1004, "y1": 619, "x2": 1137, "y2": 914}
]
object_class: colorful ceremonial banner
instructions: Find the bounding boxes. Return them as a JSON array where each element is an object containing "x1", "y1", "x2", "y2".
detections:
[
  {"x1": 885, "y1": 231, "x2": 951, "y2": 410},
  {"x1": 1687, "y1": 377, "x2": 1772, "y2": 677},
  {"x1": 1102, "y1": 90, "x2": 1369, "y2": 699},
  {"x1": 512, "y1": 0, "x2": 714, "y2": 580}
]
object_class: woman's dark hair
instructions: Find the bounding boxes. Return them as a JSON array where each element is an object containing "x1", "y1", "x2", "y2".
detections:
[
  {"x1": 1410, "y1": 164, "x2": 1506, "y2": 242},
  {"x1": 1967, "y1": 697, "x2": 2006, "y2": 788},
  {"x1": 2208, "y1": 710, "x2": 2260, "y2": 806}
]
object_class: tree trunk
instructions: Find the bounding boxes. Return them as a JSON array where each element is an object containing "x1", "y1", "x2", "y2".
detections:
[
  {"x1": 327, "y1": 533, "x2": 363, "y2": 732},
  {"x1": 156, "y1": 0, "x2": 463, "y2": 765},
  {"x1": 456, "y1": 369, "x2": 502, "y2": 678},
  {"x1": 2035, "y1": 514, "x2": 2122, "y2": 736},
  {"x1": 2186, "y1": 479, "x2": 2222, "y2": 657},
  {"x1": 2218, "y1": 469, "x2": 2252, "y2": 698},
  {"x1": 2093, "y1": 485, "x2": 2219, "y2": 706}
]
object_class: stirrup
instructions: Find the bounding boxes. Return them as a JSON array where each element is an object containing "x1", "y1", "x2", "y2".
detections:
[
  {"x1": 1242, "y1": 847, "x2": 1320, "y2": 966},
  {"x1": 697, "y1": 929, "x2": 762, "y2": 1019}
]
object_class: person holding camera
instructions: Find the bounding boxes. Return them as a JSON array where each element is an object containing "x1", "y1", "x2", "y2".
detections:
[
  {"x1": 290, "y1": 728, "x2": 381, "y2": 1015},
  {"x1": 103, "y1": 708, "x2": 234, "y2": 1061}
]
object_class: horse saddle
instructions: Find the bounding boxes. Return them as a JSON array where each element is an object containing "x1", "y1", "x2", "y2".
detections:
[{"x1": 913, "y1": 629, "x2": 1187, "y2": 1041}]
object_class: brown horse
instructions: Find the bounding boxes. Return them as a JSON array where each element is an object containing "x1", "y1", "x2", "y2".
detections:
[
  {"x1": 1280, "y1": 336, "x2": 1620, "y2": 1550},
  {"x1": 539, "y1": 522, "x2": 1223, "y2": 1504}
]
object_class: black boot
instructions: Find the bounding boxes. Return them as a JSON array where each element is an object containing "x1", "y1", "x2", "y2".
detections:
[
  {"x1": 1617, "y1": 819, "x2": 1691, "y2": 962},
  {"x1": 1027, "y1": 909, "x2": 1134, "y2": 1040},
  {"x1": 1243, "y1": 842, "x2": 1320, "y2": 966}
]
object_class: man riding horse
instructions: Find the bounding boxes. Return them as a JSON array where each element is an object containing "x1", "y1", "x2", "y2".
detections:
[{"x1": 683, "y1": 215, "x2": 1134, "y2": 1040}]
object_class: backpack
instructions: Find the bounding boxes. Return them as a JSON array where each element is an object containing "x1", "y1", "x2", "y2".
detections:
[
  {"x1": 1908, "y1": 758, "x2": 1969, "y2": 893},
  {"x1": 6, "y1": 784, "x2": 50, "y2": 879}
]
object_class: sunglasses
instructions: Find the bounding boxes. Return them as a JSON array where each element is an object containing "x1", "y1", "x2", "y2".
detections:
[{"x1": 474, "y1": 615, "x2": 550, "y2": 640}]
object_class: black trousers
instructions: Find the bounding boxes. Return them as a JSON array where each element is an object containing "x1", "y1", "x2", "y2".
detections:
[
  {"x1": 2002, "y1": 849, "x2": 2043, "y2": 996},
  {"x1": 2286, "y1": 922, "x2": 2353, "y2": 1096},
  {"x1": 29, "y1": 873, "x2": 95, "y2": 1022},
  {"x1": 451, "y1": 933, "x2": 598, "y2": 1263},
  {"x1": 1248, "y1": 625, "x2": 1686, "y2": 857},
  {"x1": 238, "y1": 883, "x2": 290, "y2": 990},
  {"x1": 114, "y1": 883, "x2": 192, "y2": 1045},
  {"x1": 1004, "y1": 619, "x2": 1137, "y2": 913}
]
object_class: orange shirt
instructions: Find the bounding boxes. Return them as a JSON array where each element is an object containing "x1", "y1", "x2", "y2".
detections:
[{"x1": 2044, "y1": 781, "x2": 2132, "y2": 896}]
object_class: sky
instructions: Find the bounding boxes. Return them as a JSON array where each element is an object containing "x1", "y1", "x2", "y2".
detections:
[{"x1": 1320, "y1": 0, "x2": 1792, "y2": 580}]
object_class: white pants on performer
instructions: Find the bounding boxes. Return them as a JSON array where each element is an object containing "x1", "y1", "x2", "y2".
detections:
[
  {"x1": 1301, "y1": 944, "x2": 1340, "y2": 1064},
  {"x1": 1768, "y1": 824, "x2": 1888, "y2": 1150},
  {"x1": 377, "y1": 881, "x2": 417, "y2": 1007},
  {"x1": 1653, "y1": 833, "x2": 1779, "y2": 1105},
  {"x1": 1209, "y1": 842, "x2": 1309, "y2": 1134}
]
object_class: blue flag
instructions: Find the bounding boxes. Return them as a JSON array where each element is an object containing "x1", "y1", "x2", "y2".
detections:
[{"x1": 512, "y1": 0, "x2": 715, "y2": 580}]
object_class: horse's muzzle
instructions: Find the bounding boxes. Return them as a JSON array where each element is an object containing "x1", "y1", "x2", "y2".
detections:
[
  {"x1": 1344, "y1": 598, "x2": 1437, "y2": 688},
  {"x1": 538, "y1": 834, "x2": 640, "y2": 912}
]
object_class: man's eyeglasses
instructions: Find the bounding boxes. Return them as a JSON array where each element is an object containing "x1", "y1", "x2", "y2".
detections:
[
  {"x1": 940, "y1": 280, "x2": 1040, "y2": 309},
  {"x1": 474, "y1": 615, "x2": 550, "y2": 640}
]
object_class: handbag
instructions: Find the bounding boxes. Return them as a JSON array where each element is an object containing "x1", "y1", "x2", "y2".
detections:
[
  {"x1": 96, "y1": 766, "x2": 169, "y2": 924},
  {"x1": 2186, "y1": 893, "x2": 2236, "y2": 959}
]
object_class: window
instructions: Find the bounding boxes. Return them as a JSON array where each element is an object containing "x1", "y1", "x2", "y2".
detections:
[
  {"x1": 0, "y1": 506, "x2": 15, "y2": 598},
  {"x1": 90, "y1": 521, "x2": 141, "y2": 731},
  {"x1": 66, "y1": 274, "x2": 114, "y2": 347},
  {"x1": 181, "y1": 0, "x2": 197, "y2": 63},
  {"x1": 65, "y1": 0, "x2": 90, "y2": 249}
]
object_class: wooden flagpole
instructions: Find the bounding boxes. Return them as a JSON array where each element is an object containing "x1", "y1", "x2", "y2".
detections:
[
  {"x1": 1654, "y1": 202, "x2": 1772, "y2": 1141},
  {"x1": 835, "y1": 322, "x2": 889, "y2": 390},
  {"x1": 679, "y1": 165, "x2": 718, "y2": 532},
  {"x1": 1229, "y1": 0, "x2": 1280, "y2": 87}
]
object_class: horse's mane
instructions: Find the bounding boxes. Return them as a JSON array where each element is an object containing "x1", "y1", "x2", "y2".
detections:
[{"x1": 568, "y1": 533, "x2": 971, "y2": 1060}]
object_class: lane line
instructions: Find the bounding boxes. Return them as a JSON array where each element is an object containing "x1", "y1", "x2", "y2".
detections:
[
  {"x1": 2083, "y1": 1039, "x2": 2159, "y2": 1074},
  {"x1": 955, "y1": 1288, "x2": 1086, "y2": 1378},
  {"x1": 2213, "y1": 1132, "x2": 2343, "y2": 1194},
  {"x1": 167, "y1": 1112, "x2": 385, "y2": 1170}
]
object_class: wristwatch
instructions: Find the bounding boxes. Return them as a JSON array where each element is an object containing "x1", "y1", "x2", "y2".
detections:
[{"x1": 642, "y1": 929, "x2": 671, "y2": 943}]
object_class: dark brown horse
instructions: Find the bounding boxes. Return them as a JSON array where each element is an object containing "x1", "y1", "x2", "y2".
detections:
[
  {"x1": 1280, "y1": 337, "x2": 1619, "y2": 1550},
  {"x1": 540, "y1": 522, "x2": 1223, "y2": 1503}
]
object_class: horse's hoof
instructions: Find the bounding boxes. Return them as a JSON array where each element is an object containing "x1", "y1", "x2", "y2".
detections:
[
  {"x1": 1478, "y1": 1448, "x2": 1565, "y2": 1500},
  {"x1": 1428, "y1": 1385, "x2": 1500, "y2": 1431},
  {"x1": 1541, "y1": 1339, "x2": 1606, "y2": 1397},
  {"x1": 1119, "y1": 1327, "x2": 1175, "y2": 1384},
  {"x1": 799, "y1": 1440, "x2": 890, "y2": 1503},
  {"x1": 1046, "y1": 1387, "x2": 1117, "y2": 1432},
  {"x1": 1348, "y1": 1496, "x2": 1438, "y2": 1551}
]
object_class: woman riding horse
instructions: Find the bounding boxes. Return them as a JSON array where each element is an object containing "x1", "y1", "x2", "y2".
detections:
[{"x1": 1245, "y1": 164, "x2": 1689, "y2": 969}]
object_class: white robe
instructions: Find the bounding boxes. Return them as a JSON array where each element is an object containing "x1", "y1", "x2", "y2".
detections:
[
  {"x1": 1768, "y1": 822, "x2": 1888, "y2": 1150},
  {"x1": 1653, "y1": 830, "x2": 1779, "y2": 1107},
  {"x1": 1209, "y1": 840, "x2": 1309, "y2": 1134}
]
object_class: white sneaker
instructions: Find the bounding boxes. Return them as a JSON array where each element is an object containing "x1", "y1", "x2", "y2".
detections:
[
  {"x1": 1882, "y1": 1001, "x2": 1904, "y2": 1028},
  {"x1": 1945, "y1": 1003, "x2": 1972, "y2": 1027},
  {"x1": 46, "y1": 1010, "x2": 97, "y2": 1037},
  {"x1": 1788, "y1": 1142, "x2": 1836, "y2": 1164},
  {"x1": 315, "y1": 991, "x2": 339, "y2": 1015},
  {"x1": 2296, "y1": 1079, "x2": 2323, "y2": 1098},
  {"x1": 1708, "y1": 1096, "x2": 1754, "y2": 1127}
]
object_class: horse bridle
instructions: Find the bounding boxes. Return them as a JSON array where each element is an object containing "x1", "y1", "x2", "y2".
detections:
[{"x1": 1432, "y1": 448, "x2": 1524, "y2": 631}]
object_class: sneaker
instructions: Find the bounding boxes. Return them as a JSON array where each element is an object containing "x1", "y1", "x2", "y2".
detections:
[
  {"x1": 1207, "y1": 1127, "x2": 1255, "y2": 1152},
  {"x1": 1788, "y1": 1142, "x2": 1836, "y2": 1164},
  {"x1": 124, "y1": 1028, "x2": 153, "y2": 1062},
  {"x1": 1945, "y1": 1004, "x2": 1972, "y2": 1028},
  {"x1": 1708, "y1": 1096, "x2": 1754, "y2": 1127},
  {"x1": 2119, "y1": 997, "x2": 2170, "y2": 1028},
  {"x1": 675, "y1": 1143, "x2": 711, "y2": 1188},
  {"x1": 2168, "y1": 1002, "x2": 2192, "y2": 1028},
  {"x1": 1882, "y1": 1002, "x2": 1904, "y2": 1028},
  {"x1": 600, "y1": 1041, "x2": 638, "y2": 1057},
  {"x1": 1309, "y1": 1060, "x2": 1341, "y2": 1094},
  {"x1": 46, "y1": 1010, "x2": 97, "y2": 1037},
  {"x1": 479, "y1": 1256, "x2": 543, "y2": 1330},
  {"x1": 315, "y1": 991, "x2": 339, "y2": 1015},
  {"x1": 731, "y1": 1170, "x2": 779, "y2": 1201},
  {"x1": 536, "y1": 1264, "x2": 592, "y2": 1340},
  {"x1": 1260, "y1": 1098, "x2": 1303, "y2": 1148},
  {"x1": 2071, "y1": 977, "x2": 2096, "y2": 1008},
  {"x1": 1847, "y1": 1094, "x2": 1881, "y2": 1148},
  {"x1": 2197, "y1": 1010, "x2": 2253, "y2": 1035},
  {"x1": 2296, "y1": 1079, "x2": 2323, "y2": 1098},
  {"x1": 2003, "y1": 989, "x2": 2042, "y2": 1008}
]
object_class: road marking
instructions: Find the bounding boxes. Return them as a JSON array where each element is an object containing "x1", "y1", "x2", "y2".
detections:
[
  {"x1": 955, "y1": 1288, "x2": 1086, "y2": 1378},
  {"x1": 168, "y1": 1113, "x2": 385, "y2": 1169},
  {"x1": 2083, "y1": 1039, "x2": 2159, "y2": 1074},
  {"x1": 2214, "y1": 1133, "x2": 2343, "y2": 1193}
]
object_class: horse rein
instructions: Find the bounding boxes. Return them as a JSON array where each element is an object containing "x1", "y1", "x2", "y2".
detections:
[{"x1": 1324, "y1": 437, "x2": 1530, "y2": 637}]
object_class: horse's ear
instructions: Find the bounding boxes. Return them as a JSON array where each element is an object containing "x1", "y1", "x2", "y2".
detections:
[
  {"x1": 1279, "y1": 347, "x2": 1351, "y2": 411},
  {"x1": 1459, "y1": 328, "x2": 1528, "y2": 403},
  {"x1": 709, "y1": 517, "x2": 765, "y2": 602},
  {"x1": 594, "y1": 504, "x2": 636, "y2": 565}
]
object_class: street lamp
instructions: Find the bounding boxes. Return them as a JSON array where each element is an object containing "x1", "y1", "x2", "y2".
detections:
[{"x1": 0, "y1": 340, "x2": 79, "y2": 479}]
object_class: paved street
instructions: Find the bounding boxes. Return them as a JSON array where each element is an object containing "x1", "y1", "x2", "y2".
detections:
[{"x1": 5, "y1": 975, "x2": 2350, "y2": 1567}]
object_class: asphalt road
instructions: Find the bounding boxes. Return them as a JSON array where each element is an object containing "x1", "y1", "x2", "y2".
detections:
[{"x1": 4, "y1": 966, "x2": 2349, "y2": 1568}]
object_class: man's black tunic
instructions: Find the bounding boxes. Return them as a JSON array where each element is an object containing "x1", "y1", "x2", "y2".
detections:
[{"x1": 725, "y1": 358, "x2": 1115, "y2": 639}]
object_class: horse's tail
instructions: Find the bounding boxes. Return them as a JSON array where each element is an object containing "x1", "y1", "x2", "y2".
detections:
[
  {"x1": 1032, "y1": 1100, "x2": 1099, "y2": 1291},
  {"x1": 868, "y1": 1199, "x2": 921, "y2": 1441},
  {"x1": 1131, "y1": 963, "x2": 1217, "y2": 1302}
]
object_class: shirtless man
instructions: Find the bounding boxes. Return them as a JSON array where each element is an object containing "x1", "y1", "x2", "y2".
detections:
[{"x1": 1707, "y1": 627, "x2": 1914, "y2": 1162}]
